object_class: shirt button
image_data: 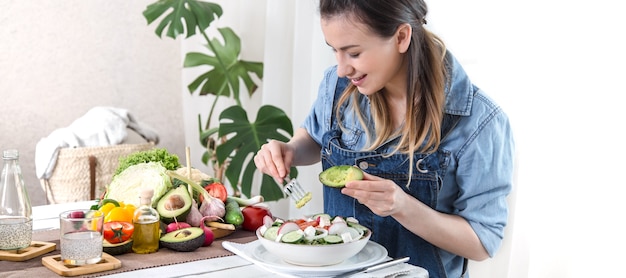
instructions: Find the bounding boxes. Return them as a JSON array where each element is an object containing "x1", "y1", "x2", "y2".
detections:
[{"x1": 358, "y1": 161, "x2": 369, "y2": 170}]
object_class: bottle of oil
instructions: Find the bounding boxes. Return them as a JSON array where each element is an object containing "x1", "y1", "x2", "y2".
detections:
[
  {"x1": 0, "y1": 149, "x2": 32, "y2": 250},
  {"x1": 132, "y1": 188, "x2": 160, "y2": 254}
]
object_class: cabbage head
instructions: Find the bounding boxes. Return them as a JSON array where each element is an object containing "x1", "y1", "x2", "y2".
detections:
[{"x1": 104, "y1": 162, "x2": 172, "y2": 207}]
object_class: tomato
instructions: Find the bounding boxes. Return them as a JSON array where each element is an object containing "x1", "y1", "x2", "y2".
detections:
[
  {"x1": 241, "y1": 206, "x2": 272, "y2": 231},
  {"x1": 200, "y1": 180, "x2": 228, "y2": 203},
  {"x1": 103, "y1": 221, "x2": 134, "y2": 244},
  {"x1": 298, "y1": 220, "x2": 319, "y2": 230}
]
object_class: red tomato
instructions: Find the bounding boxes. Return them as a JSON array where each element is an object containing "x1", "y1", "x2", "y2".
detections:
[
  {"x1": 241, "y1": 206, "x2": 272, "y2": 231},
  {"x1": 103, "y1": 221, "x2": 134, "y2": 244},
  {"x1": 298, "y1": 220, "x2": 319, "y2": 230},
  {"x1": 200, "y1": 180, "x2": 228, "y2": 203}
]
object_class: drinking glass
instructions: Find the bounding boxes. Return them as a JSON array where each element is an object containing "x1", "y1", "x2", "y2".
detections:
[{"x1": 59, "y1": 209, "x2": 104, "y2": 265}]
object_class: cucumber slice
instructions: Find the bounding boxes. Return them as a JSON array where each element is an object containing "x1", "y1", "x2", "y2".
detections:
[
  {"x1": 347, "y1": 222, "x2": 369, "y2": 236},
  {"x1": 319, "y1": 165, "x2": 364, "y2": 187},
  {"x1": 263, "y1": 226, "x2": 280, "y2": 241},
  {"x1": 323, "y1": 234, "x2": 343, "y2": 244},
  {"x1": 281, "y1": 230, "x2": 304, "y2": 244}
]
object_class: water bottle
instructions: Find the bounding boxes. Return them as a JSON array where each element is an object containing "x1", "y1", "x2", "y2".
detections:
[{"x1": 0, "y1": 149, "x2": 33, "y2": 250}]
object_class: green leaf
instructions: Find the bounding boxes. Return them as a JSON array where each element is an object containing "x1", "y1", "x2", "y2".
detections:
[
  {"x1": 183, "y1": 27, "x2": 263, "y2": 103},
  {"x1": 143, "y1": 0, "x2": 223, "y2": 39},
  {"x1": 215, "y1": 105, "x2": 293, "y2": 200}
]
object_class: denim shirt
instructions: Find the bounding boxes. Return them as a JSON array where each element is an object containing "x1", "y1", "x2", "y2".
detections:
[{"x1": 302, "y1": 52, "x2": 515, "y2": 277}]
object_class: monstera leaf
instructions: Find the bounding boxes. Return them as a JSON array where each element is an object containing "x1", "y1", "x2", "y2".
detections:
[
  {"x1": 184, "y1": 27, "x2": 264, "y2": 102},
  {"x1": 145, "y1": 0, "x2": 296, "y2": 203},
  {"x1": 216, "y1": 105, "x2": 293, "y2": 200},
  {"x1": 143, "y1": 0, "x2": 222, "y2": 39}
]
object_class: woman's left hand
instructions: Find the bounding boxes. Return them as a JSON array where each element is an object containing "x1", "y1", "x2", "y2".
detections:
[{"x1": 340, "y1": 171, "x2": 409, "y2": 217}]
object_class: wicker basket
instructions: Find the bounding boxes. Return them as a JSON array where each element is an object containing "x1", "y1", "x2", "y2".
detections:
[{"x1": 39, "y1": 142, "x2": 155, "y2": 204}]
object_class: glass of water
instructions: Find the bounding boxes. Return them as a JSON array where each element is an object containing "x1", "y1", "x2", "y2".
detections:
[{"x1": 59, "y1": 210, "x2": 104, "y2": 265}]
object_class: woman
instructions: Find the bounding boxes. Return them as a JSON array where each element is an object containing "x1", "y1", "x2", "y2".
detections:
[{"x1": 254, "y1": 1, "x2": 514, "y2": 277}]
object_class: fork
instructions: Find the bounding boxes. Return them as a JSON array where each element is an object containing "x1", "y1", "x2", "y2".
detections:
[{"x1": 283, "y1": 177, "x2": 312, "y2": 208}]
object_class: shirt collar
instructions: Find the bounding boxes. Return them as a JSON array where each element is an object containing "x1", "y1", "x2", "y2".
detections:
[{"x1": 444, "y1": 51, "x2": 475, "y2": 117}]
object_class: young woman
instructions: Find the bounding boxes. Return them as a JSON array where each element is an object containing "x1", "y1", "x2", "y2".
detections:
[{"x1": 254, "y1": 1, "x2": 514, "y2": 277}]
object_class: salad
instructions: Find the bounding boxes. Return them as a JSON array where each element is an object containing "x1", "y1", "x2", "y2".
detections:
[{"x1": 259, "y1": 214, "x2": 370, "y2": 245}]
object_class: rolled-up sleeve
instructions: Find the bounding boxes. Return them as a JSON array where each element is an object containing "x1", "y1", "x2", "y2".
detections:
[{"x1": 453, "y1": 95, "x2": 515, "y2": 257}]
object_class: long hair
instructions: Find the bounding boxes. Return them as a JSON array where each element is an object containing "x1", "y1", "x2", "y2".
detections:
[{"x1": 319, "y1": 0, "x2": 448, "y2": 182}]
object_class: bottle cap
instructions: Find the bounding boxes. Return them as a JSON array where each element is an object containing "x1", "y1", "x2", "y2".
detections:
[{"x1": 140, "y1": 188, "x2": 154, "y2": 199}]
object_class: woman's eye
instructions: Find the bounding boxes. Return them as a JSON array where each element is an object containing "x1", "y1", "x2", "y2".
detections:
[{"x1": 348, "y1": 53, "x2": 360, "y2": 58}]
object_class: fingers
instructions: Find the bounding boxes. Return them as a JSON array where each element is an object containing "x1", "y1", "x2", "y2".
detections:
[
  {"x1": 341, "y1": 178, "x2": 402, "y2": 216},
  {"x1": 254, "y1": 140, "x2": 291, "y2": 183}
]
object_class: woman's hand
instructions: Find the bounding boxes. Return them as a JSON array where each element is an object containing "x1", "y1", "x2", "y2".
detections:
[
  {"x1": 340, "y1": 171, "x2": 410, "y2": 217},
  {"x1": 254, "y1": 140, "x2": 294, "y2": 183}
]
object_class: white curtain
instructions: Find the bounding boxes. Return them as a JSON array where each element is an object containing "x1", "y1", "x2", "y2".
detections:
[{"x1": 181, "y1": 0, "x2": 332, "y2": 220}]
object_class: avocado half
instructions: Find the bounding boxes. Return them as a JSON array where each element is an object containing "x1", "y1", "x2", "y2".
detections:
[
  {"x1": 319, "y1": 165, "x2": 364, "y2": 187},
  {"x1": 103, "y1": 239, "x2": 133, "y2": 255},
  {"x1": 159, "y1": 227, "x2": 205, "y2": 252},
  {"x1": 156, "y1": 186, "x2": 192, "y2": 224}
]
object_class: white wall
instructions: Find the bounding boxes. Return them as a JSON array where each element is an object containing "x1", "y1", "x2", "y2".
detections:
[{"x1": 0, "y1": 0, "x2": 185, "y2": 206}]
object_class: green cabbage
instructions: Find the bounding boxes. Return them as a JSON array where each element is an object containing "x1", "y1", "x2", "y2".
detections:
[
  {"x1": 105, "y1": 162, "x2": 172, "y2": 207},
  {"x1": 114, "y1": 148, "x2": 181, "y2": 176}
]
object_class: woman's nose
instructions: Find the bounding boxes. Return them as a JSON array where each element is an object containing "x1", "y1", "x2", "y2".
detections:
[{"x1": 335, "y1": 56, "x2": 353, "y2": 78}]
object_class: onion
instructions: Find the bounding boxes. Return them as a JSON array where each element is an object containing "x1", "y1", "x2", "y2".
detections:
[
  {"x1": 199, "y1": 216, "x2": 215, "y2": 247},
  {"x1": 186, "y1": 199, "x2": 203, "y2": 227},
  {"x1": 199, "y1": 196, "x2": 225, "y2": 218}
]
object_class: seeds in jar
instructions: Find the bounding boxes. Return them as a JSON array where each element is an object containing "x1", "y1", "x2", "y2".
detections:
[{"x1": 0, "y1": 217, "x2": 32, "y2": 250}]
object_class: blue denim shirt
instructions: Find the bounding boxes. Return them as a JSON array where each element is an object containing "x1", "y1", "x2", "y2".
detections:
[{"x1": 302, "y1": 52, "x2": 515, "y2": 277}]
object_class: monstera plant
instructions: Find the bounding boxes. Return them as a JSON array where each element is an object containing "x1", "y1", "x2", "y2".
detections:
[{"x1": 143, "y1": 0, "x2": 296, "y2": 201}]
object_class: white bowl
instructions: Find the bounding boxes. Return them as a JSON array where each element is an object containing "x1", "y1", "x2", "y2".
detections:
[{"x1": 255, "y1": 226, "x2": 371, "y2": 266}]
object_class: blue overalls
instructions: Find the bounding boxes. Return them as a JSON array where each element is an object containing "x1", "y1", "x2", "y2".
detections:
[{"x1": 320, "y1": 78, "x2": 464, "y2": 278}]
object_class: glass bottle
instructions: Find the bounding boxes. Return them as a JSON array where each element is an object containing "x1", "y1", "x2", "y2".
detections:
[
  {"x1": 132, "y1": 188, "x2": 160, "y2": 254},
  {"x1": 0, "y1": 149, "x2": 32, "y2": 250}
]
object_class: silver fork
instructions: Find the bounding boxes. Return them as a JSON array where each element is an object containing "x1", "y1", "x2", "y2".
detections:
[{"x1": 283, "y1": 177, "x2": 312, "y2": 208}]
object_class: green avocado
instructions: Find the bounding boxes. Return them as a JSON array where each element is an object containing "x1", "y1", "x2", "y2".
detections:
[
  {"x1": 159, "y1": 227, "x2": 205, "y2": 252},
  {"x1": 319, "y1": 165, "x2": 364, "y2": 187},
  {"x1": 156, "y1": 186, "x2": 192, "y2": 224},
  {"x1": 103, "y1": 239, "x2": 133, "y2": 255}
]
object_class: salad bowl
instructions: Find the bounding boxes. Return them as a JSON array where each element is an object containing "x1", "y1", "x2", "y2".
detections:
[{"x1": 255, "y1": 214, "x2": 371, "y2": 266}]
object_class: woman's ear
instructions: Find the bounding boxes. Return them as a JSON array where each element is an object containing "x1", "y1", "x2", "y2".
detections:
[{"x1": 396, "y1": 23, "x2": 412, "y2": 53}]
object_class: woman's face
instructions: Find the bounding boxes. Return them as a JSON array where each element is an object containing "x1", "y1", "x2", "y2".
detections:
[{"x1": 321, "y1": 15, "x2": 408, "y2": 97}]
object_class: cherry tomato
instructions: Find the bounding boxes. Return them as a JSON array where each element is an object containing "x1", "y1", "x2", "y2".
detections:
[
  {"x1": 200, "y1": 180, "x2": 228, "y2": 203},
  {"x1": 103, "y1": 221, "x2": 134, "y2": 244},
  {"x1": 241, "y1": 206, "x2": 272, "y2": 231}
]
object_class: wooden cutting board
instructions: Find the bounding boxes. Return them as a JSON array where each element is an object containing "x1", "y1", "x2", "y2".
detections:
[
  {"x1": 0, "y1": 241, "x2": 56, "y2": 262},
  {"x1": 42, "y1": 253, "x2": 121, "y2": 277}
]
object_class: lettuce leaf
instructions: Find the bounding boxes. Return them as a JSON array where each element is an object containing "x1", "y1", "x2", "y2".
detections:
[
  {"x1": 114, "y1": 148, "x2": 181, "y2": 176},
  {"x1": 105, "y1": 162, "x2": 172, "y2": 207}
]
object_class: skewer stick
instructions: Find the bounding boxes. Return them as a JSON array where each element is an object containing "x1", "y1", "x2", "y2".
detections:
[{"x1": 185, "y1": 146, "x2": 193, "y2": 197}]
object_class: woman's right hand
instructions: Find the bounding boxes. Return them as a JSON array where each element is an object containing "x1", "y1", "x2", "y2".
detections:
[{"x1": 254, "y1": 139, "x2": 295, "y2": 183}]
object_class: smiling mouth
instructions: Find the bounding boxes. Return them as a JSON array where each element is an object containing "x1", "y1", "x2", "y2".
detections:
[{"x1": 351, "y1": 75, "x2": 365, "y2": 82}]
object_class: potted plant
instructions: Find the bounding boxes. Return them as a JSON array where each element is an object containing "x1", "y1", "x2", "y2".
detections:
[{"x1": 143, "y1": 0, "x2": 296, "y2": 201}]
